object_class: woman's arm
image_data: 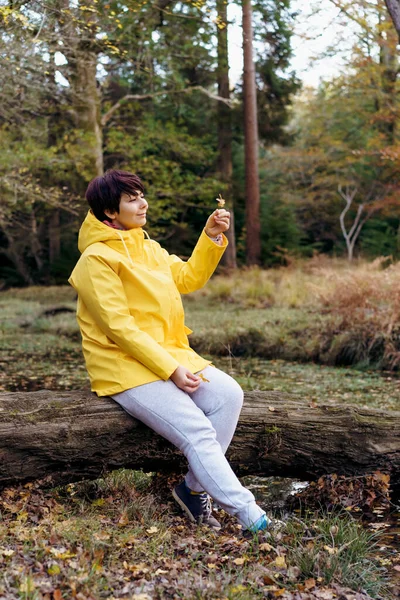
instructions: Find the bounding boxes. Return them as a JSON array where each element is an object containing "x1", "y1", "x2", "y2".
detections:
[{"x1": 162, "y1": 209, "x2": 230, "y2": 294}]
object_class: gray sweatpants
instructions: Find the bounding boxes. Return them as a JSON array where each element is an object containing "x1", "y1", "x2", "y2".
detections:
[{"x1": 111, "y1": 366, "x2": 265, "y2": 529}]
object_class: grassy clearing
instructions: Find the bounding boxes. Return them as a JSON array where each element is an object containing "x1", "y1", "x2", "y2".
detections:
[
  {"x1": 0, "y1": 472, "x2": 394, "y2": 600},
  {"x1": 1, "y1": 284, "x2": 400, "y2": 409},
  {"x1": 187, "y1": 256, "x2": 400, "y2": 372}
]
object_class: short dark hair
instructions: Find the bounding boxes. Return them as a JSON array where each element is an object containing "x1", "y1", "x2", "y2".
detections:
[{"x1": 85, "y1": 169, "x2": 145, "y2": 221}]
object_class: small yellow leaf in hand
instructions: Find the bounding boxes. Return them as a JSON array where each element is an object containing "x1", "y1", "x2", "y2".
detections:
[
  {"x1": 198, "y1": 373, "x2": 210, "y2": 382},
  {"x1": 216, "y1": 193, "x2": 226, "y2": 208},
  {"x1": 146, "y1": 526, "x2": 159, "y2": 534}
]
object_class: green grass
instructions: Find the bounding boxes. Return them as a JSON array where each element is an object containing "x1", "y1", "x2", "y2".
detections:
[{"x1": 284, "y1": 511, "x2": 390, "y2": 598}]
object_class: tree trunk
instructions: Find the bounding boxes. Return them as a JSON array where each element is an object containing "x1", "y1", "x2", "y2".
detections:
[
  {"x1": 48, "y1": 210, "x2": 61, "y2": 265},
  {"x1": 58, "y1": 0, "x2": 103, "y2": 180},
  {"x1": 242, "y1": 0, "x2": 261, "y2": 265},
  {"x1": 0, "y1": 390, "x2": 399, "y2": 491},
  {"x1": 217, "y1": 0, "x2": 237, "y2": 269},
  {"x1": 385, "y1": 0, "x2": 400, "y2": 41},
  {"x1": 379, "y1": 13, "x2": 398, "y2": 144}
]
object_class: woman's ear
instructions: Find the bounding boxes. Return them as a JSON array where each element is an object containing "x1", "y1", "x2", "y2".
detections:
[{"x1": 104, "y1": 209, "x2": 116, "y2": 220}]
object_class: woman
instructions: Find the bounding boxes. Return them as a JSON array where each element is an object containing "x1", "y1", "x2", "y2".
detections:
[{"x1": 69, "y1": 169, "x2": 271, "y2": 533}]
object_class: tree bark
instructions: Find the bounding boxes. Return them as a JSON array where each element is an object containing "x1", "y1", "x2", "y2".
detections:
[
  {"x1": 48, "y1": 210, "x2": 61, "y2": 265},
  {"x1": 57, "y1": 0, "x2": 103, "y2": 180},
  {"x1": 242, "y1": 0, "x2": 261, "y2": 266},
  {"x1": 217, "y1": 0, "x2": 237, "y2": 269},
  {"x1": 385, "y1": 0, "x2": 400, "y2": 41},
  {"x1": 0, "y1": 390, "x2": 398, "y2": 491}
]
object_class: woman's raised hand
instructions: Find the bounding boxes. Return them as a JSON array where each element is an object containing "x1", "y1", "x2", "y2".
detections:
[
  {"x1": 170, "y1": 365, "x2": 201, "y2": 393},
  {"x1": 205, "y1": 209, "x2": 230, "y2": 238}
]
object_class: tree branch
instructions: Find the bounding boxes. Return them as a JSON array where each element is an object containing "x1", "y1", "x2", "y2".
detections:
[{"x1": 101, "y1": 86, "x2": 233, "y2": 126}]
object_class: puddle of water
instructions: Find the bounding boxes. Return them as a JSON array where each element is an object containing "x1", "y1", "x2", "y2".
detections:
[{"x1": 240, "y1": 475, "x2": 308, "y2": 512}]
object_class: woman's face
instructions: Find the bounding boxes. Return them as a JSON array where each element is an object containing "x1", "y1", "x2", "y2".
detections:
[{"x1": 105, "y1": 191, "x2": 148, "y2": 230}]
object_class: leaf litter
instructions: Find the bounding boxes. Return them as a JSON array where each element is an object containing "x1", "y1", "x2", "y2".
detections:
[{"x1": 0, "y1": 473, "x2": 397, "y2": 600}]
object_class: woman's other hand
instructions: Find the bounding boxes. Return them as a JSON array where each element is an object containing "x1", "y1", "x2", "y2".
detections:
[
  {"x1": 205, "y1": 209, "x2": 230, "y2": 238},
  {"x1": 170, "y1": 365, "x2": 201, "y2": 393}
]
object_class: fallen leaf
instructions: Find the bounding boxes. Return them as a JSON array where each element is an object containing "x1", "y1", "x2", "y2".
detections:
[
  {"x1": 274, "y1": 556, "x2": 287, "y2": 568},
  {"x1": 93, "y1": 532, "x2": 110, "y2": 541},
  {"x1": 230, "y1": 585, "x2": 246, "y2": 593},
  {"x1": 117, "y1": 511, "x2": 129, "y2": 526},
  {"x1": 50, "y1": 548, "x2": 76, "y2": 560},
  {"x1": 47, "y1": 564, "x2": 61, "y2": 575},
  {"x1": 304, "y1": 578, "x2": 316, "y2": 590},
  {"x1": 146, "y1": 526, "x2": 159, "y2": 534},
  {"x1": 268, "y1": 406, "x2": 276, "y2": 412},
  {"x1": 233, "y1": 557, "x2": 246, "y2": 565},
  {"x1": 19, "y1": 579, "x2": 36, "y2": 594},
  {"x1": 259, "y1": 542, "x2": 273, "y2": 552},
  {"x1": 316, "y1": 591, "x2": 334, "y2": 600}
]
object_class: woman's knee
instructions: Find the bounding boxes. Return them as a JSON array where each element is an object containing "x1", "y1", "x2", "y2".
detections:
[{"x1": 215, "y1": 376, "x2": 244, "y2": 414}]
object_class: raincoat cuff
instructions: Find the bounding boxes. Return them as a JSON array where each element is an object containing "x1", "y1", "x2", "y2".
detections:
[{"x1": 201, "y1": 228, "x2": 228, "y2": 248}]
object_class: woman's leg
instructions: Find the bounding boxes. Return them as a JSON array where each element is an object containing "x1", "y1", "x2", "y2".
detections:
[
  {"x1": 184, "y1": 366, "x2": 244, "y2": 492},
  {"x1": 111, "y1": 379, "x2": 265, "y2": 529}
]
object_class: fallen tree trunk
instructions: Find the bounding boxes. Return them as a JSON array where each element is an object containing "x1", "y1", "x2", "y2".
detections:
[{"x1": 0, "y1": 390, "x2": 399, "y2": 491}]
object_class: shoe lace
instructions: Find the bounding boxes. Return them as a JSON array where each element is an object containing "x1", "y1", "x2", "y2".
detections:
[{"x1": 199, "y1": 493, "x2": 212, "y2": 518}]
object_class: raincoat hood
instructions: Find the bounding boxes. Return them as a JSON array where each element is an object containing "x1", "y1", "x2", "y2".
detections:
[
  {"x1": 79, "y1": 208, "x2": 145, "y2": 251},
  {"x1": 78, "y1": 209, "x2": 157, "y2": 269}
]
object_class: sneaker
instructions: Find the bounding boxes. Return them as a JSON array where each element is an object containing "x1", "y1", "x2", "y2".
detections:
[{"x1": 172, "y1": 481, "x2": 221, "y2": 530}]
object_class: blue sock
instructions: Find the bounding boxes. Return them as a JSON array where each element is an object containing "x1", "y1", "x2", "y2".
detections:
[{"x1": 248, "y1": 514, "x2": 272, "y2": 533}]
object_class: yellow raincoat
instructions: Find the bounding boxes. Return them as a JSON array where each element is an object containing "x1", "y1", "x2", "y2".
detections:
[{"x1": 68, "y1": 210, "x2": 228, "y2": 396}]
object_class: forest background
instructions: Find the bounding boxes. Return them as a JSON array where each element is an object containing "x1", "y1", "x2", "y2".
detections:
[{"x1": 2, "y1": 0, "x2": 400, "y2": 286}]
